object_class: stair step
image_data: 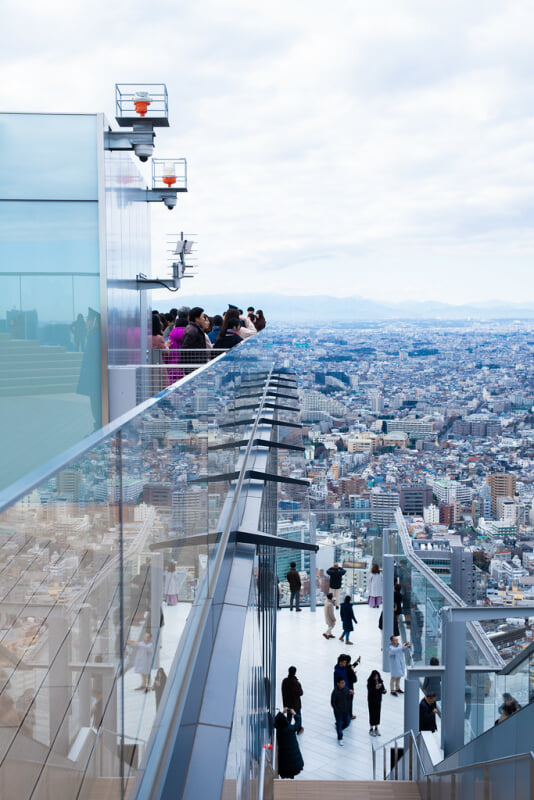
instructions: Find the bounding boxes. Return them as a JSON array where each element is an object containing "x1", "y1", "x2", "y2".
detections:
[{"x1": 274, "y1": 780, "x2": 421, "y2": 800}]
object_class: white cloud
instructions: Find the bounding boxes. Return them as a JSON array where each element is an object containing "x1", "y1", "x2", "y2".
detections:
[{"x1": 2, "y1": 0, "x2": 534, "y2": 304}]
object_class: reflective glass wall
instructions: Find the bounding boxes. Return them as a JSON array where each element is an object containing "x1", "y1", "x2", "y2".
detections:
[
  {"x1": 0, "y1": 113, "x2": 152, "y2": 492},
  {"x1": 0, "y1": 339, "x2": 274, "y2": 799},
  {"x1": 0, "y1": 114, "x2": 101, "y2": 490}
]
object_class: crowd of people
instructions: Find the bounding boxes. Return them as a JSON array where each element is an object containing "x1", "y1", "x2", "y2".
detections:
[{"x1": 149, "y1": 304, "x2": 266, "y2": 391}]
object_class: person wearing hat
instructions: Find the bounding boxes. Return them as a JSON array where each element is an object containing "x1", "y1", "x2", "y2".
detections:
[
  {"x1": 419, "y1": 691, "x2": 438, "y2": 732},
  {"x1": 326, "y1": 563, "x2": 346, "y2": 609}
]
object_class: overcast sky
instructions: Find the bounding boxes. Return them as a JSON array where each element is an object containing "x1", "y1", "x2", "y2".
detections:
[{"x1": 4, "y1": 0, "x2": 534, "y2": 305}]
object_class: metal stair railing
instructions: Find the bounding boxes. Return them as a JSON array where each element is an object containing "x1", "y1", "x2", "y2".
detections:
[{"x1": 373, "y1": 729, "x2": 534, "y2": 800}]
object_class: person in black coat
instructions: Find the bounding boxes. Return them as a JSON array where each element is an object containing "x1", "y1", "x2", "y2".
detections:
[
  {"x1": 331, "y1": 676, "x2": 352, "y2": 744},
  {"x1": 281, "y1": 667, "x2": 304, "y2": 733},
  {"x1": 180, "y1": 307, "x2": 209, "y2": 366},
  {"x1": 344, "y1": 653, "x2": 360, "y2": 720},
  {"x1": 214, "y1": 318, "x2": 242, "y2": 350},
  {"x1": 326, "y1": 563, "x2": 346, "y2": 608},
  {"x1": 339, "y1": 596, "x2": 357, "y2": 643},
  {"x1": 419, "y1": 692, "x2": 438, "y2": 732},
  {"x1": 152, "y1": 667, "x2": 167, "y2": 709},
  {"x1": 367, "y1": 670, "x2": 387, "y2": 736},
  {"x1": 274, "y1": 709, "x2": 304, "y2": 778},
  {"x1": 286, "y1": 561, "x2": 302, "y2": 612}
]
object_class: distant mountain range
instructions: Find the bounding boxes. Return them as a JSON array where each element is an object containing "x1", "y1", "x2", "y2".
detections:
[{"x1": 165, "y1": 293, "x2": 534, "y2": 322}]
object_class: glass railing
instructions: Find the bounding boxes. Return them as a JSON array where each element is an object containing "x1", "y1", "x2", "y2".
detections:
[
  {"x1": 392, "y1": 510, "x2": 534, "y2": 747},
  {"x1": 0, "y1": 336, "x2": 274, "y2": 799}
]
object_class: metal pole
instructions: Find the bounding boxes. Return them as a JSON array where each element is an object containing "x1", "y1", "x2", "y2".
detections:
[
  {"x1": 310, "y1": 513, "x2": 317, "y2": 613},
  {"x1": 442, "y1": 614, "x2": 466, "y2": 757},
  {"x1": 404, "y1": 676, "x2": 420, "y2": 739},
  {"x1": 257, "y1": 745, "x2": 266, "y2": 800},
  {"x1": 151, "y1": 551, "x2": 163, "y2": 671},
  {"x1": 382, "y1": 528, "x2": 389, "y2": 558},
  {"x1": 382, "y1": 554, "x2": 395, "y2": 673}
]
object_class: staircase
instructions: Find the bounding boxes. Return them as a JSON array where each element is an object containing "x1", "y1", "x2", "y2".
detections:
[
  {"x1": 274, "y1": 780, "x2": 421, "y2": 799},
  {"x1": 0, "y1": 333, "x2": 84, "y2": 396}
]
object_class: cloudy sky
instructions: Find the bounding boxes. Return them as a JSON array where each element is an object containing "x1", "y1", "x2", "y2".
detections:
[{"x1": 4, "y1": 0, "x2": 534, "y2": 304}]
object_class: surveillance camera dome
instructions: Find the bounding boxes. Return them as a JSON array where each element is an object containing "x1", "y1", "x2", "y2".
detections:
[
  {"x1": 134, "y1": 142, "x2": 154, "y2": 162},
  {"x1": 163, "y1": 196, "x2": 177, "y2": 210}
]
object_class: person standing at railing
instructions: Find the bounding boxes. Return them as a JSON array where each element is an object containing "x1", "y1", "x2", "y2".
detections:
[
  {"x1": 286, "y1": 561, "x2": 302, "y2": 612},
  {"x1": 180, "y1": 308, "x2": 210, "y2": 370},
  {"x1": 164, "y1": 561, "x2": 178, "y2": 605},
  {"x1": 419, "y1": 691, "x2": 438, "y2": 732},
  {"x1": 327, "y1": 563, "x2": 346, "y2": 609},
  {"x1": 127, "y1": 632, "x2": 154, "y2": 692},
  {"x1": 208, "y1": 314, "x2": 223, "y2": 344},
  {"x1": 388, "y1": 635, "x2": 411, "y2": 696},
  {"x1": 167, "y1": 307, "x2": 189, "y2": 382},
  {"x1": 214, "y1": 318, "x2": 243, "y2": 351},
  {"x1": 255, "y1": 309, "x2": 266, "y2": 331},
  {"x1": 368, "y1": 563, "x2": 383, "y2": 608}
]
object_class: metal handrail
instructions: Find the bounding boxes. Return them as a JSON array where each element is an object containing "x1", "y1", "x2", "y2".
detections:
[
  {"x1": 394, "y1": 510, "x2": 504, "y2": 669},
  {"x1": 0, "y1": 344, "x2": 234, "y2": 513},
  {"x1": 373, "y1": 726, "x2": 534, "y2": 788},
  {"x1": 134, "y1": 366, "x2": 279, "y2": 797},
  {"x1": 429, "y1": 750, "x2": 534, "y2": 778}
]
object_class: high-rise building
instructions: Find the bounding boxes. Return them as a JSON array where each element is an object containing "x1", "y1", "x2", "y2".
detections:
[
  {"x1": 399, "y1": 484, "x2": 433, "y2": 515},
  {"x1": 487, "y1": 473, "x2": 517, "y2": 516}
]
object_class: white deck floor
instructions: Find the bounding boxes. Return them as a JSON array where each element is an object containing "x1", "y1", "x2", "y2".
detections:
[{"x1": 276, "y1": 603, "x2": 409, "y2": 781}]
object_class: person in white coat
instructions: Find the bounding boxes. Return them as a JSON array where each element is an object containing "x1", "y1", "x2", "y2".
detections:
[
  {"x1": 368, "y1": 563, "x2": 383, "y2": 608},
  {"x1": 388, "y1": 635, "x2": 411, "y2": 695},
  {"x1": 164, "y1": 561, "x2": 178, "y2": 606},
  {"x1": 128, "y1": 632, "x2": 154, "y2": 692}
]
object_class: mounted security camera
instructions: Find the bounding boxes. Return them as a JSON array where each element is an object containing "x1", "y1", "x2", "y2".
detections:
[
  {"x1": 163, "y1": 196, "x2": 177, "y2": 210},
  {"x1": 134, "y1": 142, "x2": 154, "y2": 162}
]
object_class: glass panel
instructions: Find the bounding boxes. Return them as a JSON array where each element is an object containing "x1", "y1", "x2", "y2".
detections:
[
  {"x1": 0, "y1": 114, "x2": 98, "y2": 200},
  {"x1": 0, "y1": 201, "x2": 101, "y2": 491},
  {"x1": 0, "y1": 435, "x2": 118, "y2": 798}
]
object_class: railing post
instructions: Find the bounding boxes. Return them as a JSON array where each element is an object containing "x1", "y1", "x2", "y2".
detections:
[
  {"x1": 530, "y1": 754, "x2": 534, "y2": 800},
  {"x1": 372, "y1": 744, "x2": 376, "y2": 780},
  {"x1": 394, "y1": 738, "x2": 398, "y2": 780},
  {"x1": 382, "y1": 554, "x2": 395, "y2": 674},
  {"x1": 309, "y1": 513, "x2": 317, "y2": 613},
  {"x1": 442, "y1": 612, "x2": 466, "y2": 757},
  {"x1": 451, "y1": 772, "x2": 456, "y2": 800},
  {"x1": 404, "y1": 674, "x2": 420, "y2": 740},
  {"x1": 257, "y1": 745, "x2": 267, "y2": 800},
  {"x1": 409, "y1": 734, "x2": 413, "y2": 781},
  {"x1": 484, "y1": 766, "x2": 490, "y2": 800}
]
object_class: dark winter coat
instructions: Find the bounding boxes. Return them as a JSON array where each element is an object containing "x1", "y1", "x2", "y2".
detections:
[
  {"x1": 214, "y1": 330, "x2": 242, "y2": 350},
  {"x1": 340, "y1": 600, "x2": 357, "y2": 632},
  {"x1": 419, "y1": 698, "x2": 438, "y2": 732},
  {"x1": 181, "y1": 322, "x2": 208, "y2": 363},
  {"x1": 331, "y1": 685, "x2": 351, "y2": 715},
  {"x1": 378, "y1": 611, "x2": 399, "y2": 637},
  {"x1": 275, "y1": 711, "x2": 304, "y2": 779},
  {"x1": 367, "y1": 675, "x2": 387, "y2": 726},
  {"x1": 286, "y1": 568, "x2": 302, "y2": 592},
  {"x1": 326, "y1": 566, "x2": 346, "y2": 589},
  {"x1": 281, "y1": 675, "x2": 303, "y2": 712}
]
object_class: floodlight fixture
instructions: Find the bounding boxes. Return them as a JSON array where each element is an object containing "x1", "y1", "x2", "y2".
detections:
[{"x1": 104, "y1": 83, "x2": 169, "y2": 163}]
